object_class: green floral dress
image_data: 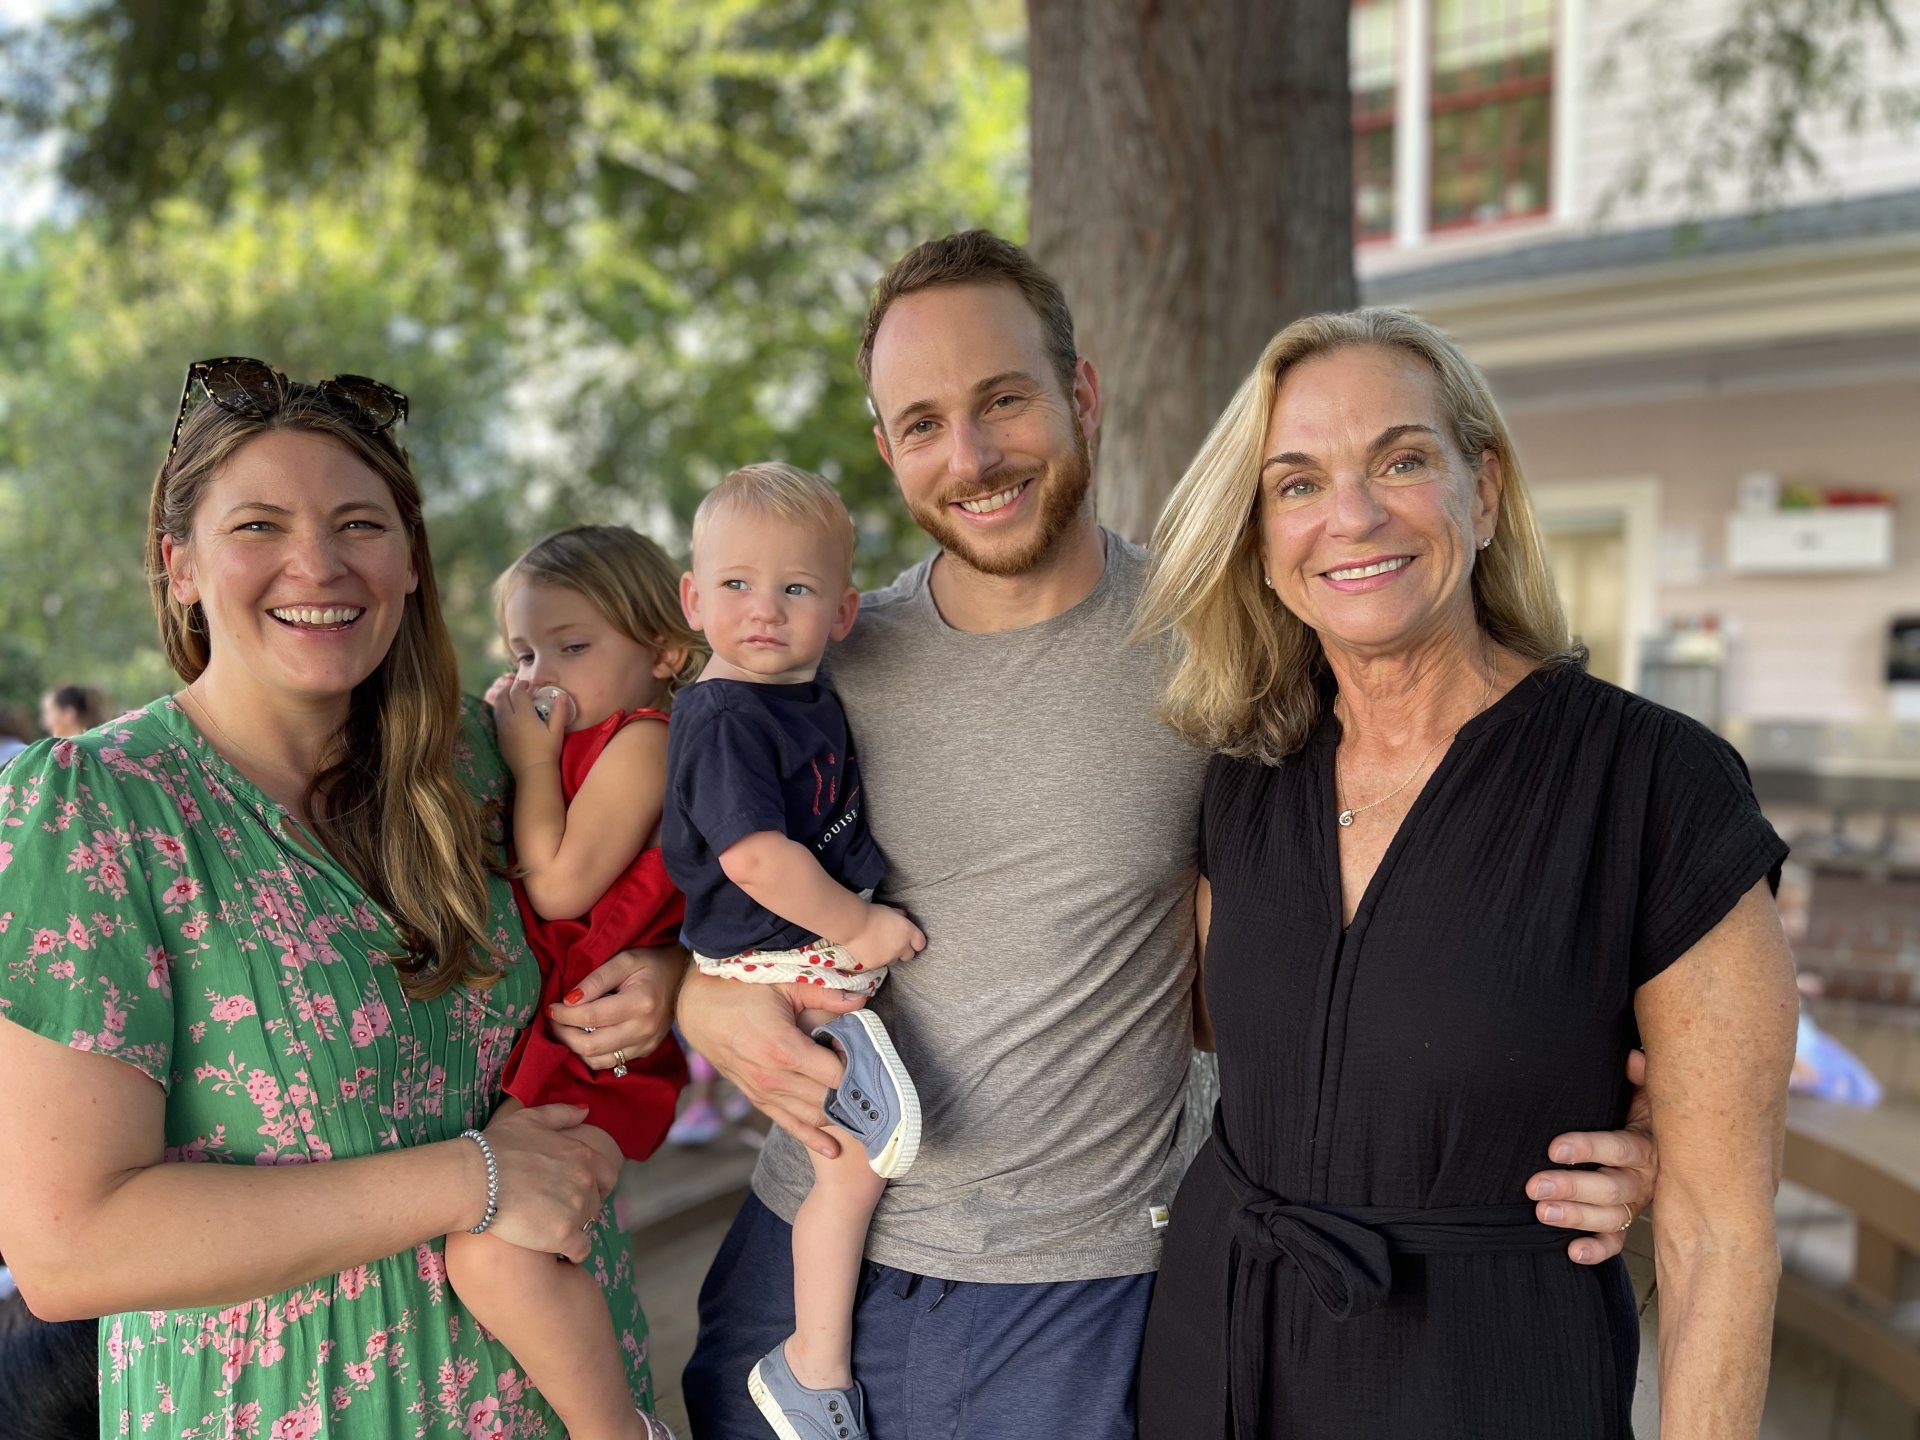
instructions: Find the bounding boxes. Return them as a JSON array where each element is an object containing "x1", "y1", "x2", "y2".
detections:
[{"x1": 0, "y1": 697, "x2": 657, "y2": 1439}]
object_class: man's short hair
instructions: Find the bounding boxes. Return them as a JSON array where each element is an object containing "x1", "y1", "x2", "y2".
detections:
[
  {"x1": 856, "y1": 230, "x2": 1079, "y2": 402},
  {"x1": 691, "y1": 461, "x2": 856, "y2": 583}
]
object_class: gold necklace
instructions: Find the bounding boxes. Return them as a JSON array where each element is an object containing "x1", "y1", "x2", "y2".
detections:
[
  {"x1": 1336, "y1": 671, "x2": 1496, "y2": 828},
  {"x1": 179, "y1": 684, "x2": 316, "y2": 825}
]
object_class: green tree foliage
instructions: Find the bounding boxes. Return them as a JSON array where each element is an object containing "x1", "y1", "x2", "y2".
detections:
[
  {"x1": 0, "y1": 0, "x2": 1027, "y2": 704},
  {"x1": 0, "y1": 180, "x2": 531, "y2": 704}
]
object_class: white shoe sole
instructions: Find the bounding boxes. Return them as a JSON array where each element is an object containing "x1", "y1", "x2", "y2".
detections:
[
  {"x1": 843, "y1": 1008, "x2": 921, "y2": 1180},
  {"x1": 747, "y1": 1360, "x2": 807, "y2": 1440}
]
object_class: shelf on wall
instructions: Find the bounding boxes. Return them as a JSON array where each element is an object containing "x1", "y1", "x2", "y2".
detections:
[{"x1": 1726, "y1": 506, "x2": 1894, "y2": 575}]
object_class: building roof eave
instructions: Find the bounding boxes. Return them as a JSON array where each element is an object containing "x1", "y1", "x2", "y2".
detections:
[{"x1": 1359, "y1": 190, "x2": 1920, "y2": 373}]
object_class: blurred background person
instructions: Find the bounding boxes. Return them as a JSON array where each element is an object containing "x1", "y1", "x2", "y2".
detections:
[
  {"x1": 38, "y1": 684, "x2": 109, "y2": 738},
  {"x1": 668, "y1": 1041, "x2": 758, "y2": 1148},
  {"x1": 0, "y1": 705, "x2": 32, "y2": 766}
]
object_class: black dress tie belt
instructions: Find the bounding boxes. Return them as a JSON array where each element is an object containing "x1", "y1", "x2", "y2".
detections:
[{"x1": 1210, "y1": 1112, "x2": 1570, "y2": 1439}]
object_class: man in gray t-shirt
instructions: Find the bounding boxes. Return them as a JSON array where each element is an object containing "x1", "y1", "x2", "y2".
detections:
[
  {"x1": 677, "y1": 232, "x2": 1652, "y2": 1440},
  {"x1": 764, "y1": 527, "x2": 1204, "y2": 1285}
]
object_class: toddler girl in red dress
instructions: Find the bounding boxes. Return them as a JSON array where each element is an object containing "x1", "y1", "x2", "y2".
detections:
[{"x1": 446, "y1": 524, "x2": 702, "y2": 1440}]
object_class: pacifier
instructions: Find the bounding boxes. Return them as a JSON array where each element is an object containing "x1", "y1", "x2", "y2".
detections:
[{"x1": 531, "y1": 685, "x2": 572, "y2": 723}]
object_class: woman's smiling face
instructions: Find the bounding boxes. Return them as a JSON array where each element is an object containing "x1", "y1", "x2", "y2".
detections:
[
  {"x1": 163, "y1": 428, "x2": 418, "y2": 711},
  {"x1": 1255, "y1": 344, "x2": 1500, "y2": 663}
]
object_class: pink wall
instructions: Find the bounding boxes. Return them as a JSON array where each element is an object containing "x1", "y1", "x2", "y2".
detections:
[{"x1": 1512, "y1": 380, "x2": 1920, "y2": 719}]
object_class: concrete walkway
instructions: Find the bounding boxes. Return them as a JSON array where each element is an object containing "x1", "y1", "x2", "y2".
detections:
[
  {"x1": 634, "y1": 1206, "x2": 736, "y2": 1438},
  {"x1": 620, "y1": 1125, "x2": 763, "y2": 1436}
]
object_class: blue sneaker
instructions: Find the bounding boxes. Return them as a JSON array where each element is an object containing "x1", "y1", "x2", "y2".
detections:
[
  {"x1": 813, "y1": 1010, "x2": 920, "y2": 1179},
  {"x1": 747, "y1": 1342, "x2": 868, "y2": 1440}
]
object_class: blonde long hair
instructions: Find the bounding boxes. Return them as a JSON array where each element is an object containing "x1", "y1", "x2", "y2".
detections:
[
  {"x1": 148, "y1": 392, "x2": 503, "y2": 999},
  {"x1": 1135, "y1": 308, "x2": 1576, "y2": 765},
  {"x1": 493, "y1": 525, "x2": 706, "y2": 697}
]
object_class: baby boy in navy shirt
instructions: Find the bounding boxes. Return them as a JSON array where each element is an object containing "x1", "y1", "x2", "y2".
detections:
[{"x1": 663, "y1": 462, "x2": 924, "y2": 1440}]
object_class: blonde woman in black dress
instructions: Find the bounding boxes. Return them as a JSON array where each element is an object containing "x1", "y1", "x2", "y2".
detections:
[{"x1": 1133, "y1": 310, "x2": 1795, "y2": 1439}]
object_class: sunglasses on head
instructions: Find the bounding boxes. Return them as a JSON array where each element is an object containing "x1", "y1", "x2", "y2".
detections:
[{"x1": 167, "y1": 357, "x2": 409, "y2": 461}]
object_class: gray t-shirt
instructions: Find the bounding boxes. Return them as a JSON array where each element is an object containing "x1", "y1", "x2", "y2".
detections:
[{"x1": 751, "y1": 531, "x2": 1208, "y2": 1283}]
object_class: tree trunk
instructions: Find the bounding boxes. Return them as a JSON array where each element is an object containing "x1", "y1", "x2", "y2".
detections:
[
  {"x1": 1029, "y1": 0, "x2": 1357, "y2": 1166},
  {"x1": 1028, "y1": 0, "x2": 1358, "y2": 543}
]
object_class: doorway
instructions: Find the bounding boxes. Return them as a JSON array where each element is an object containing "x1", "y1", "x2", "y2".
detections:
[
  {"x1": 1543, "y1": 522, "x2": 1626, "y2": 684},
  {"x1": 1531, "y1": 477, "x2": 1661, "y2": 692}
]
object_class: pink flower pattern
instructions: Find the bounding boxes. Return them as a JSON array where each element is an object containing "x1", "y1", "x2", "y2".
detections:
[{"x1": 0, "y1": 700, "x2": 656, "y2": 1435}]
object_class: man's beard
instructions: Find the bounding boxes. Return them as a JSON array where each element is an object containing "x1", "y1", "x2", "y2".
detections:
[{"x1": 905, "y1": 417, "x2": 1094, "y2": 578}]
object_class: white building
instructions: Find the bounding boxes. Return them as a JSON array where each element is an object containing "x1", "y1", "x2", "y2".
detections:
[{"x1": 1351, "y1": 0, "x2": 1920, "y2": 725}]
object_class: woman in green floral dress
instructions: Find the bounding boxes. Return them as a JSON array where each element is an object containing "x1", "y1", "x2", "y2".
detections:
[{"x1": 0, "y1": 363, "x2": 680, "y2": 1438}]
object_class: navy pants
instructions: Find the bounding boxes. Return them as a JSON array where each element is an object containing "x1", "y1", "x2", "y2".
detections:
[{"x1": 682, "y1": 1194, "x2": 1152, "y2": 1439}]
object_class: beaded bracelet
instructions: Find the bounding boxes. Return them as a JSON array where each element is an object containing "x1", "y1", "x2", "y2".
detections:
[{"x1": 461, "y1": 1128, "x2": 500, "y2": 1235}]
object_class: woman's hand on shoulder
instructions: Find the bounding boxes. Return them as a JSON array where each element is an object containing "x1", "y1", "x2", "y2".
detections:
[{"x1": 474, "y1": 1103, "x2": 621, "y2": 1262}]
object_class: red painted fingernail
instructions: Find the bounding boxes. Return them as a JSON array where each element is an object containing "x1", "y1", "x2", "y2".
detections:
[{"x1": 564, "y1": 988, "x2": 584, "y2": 1005}]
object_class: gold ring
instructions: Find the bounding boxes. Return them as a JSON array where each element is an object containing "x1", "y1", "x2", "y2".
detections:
[
  {"x1": 611, "y1": 1047, "x2": 628, "y2": 1079},
  {"x1": 1618, "y1": 1204, "x2": 1634, "y2": 1232}
]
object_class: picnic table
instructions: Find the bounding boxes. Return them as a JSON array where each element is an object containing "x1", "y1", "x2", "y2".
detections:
[{"x1": 1776, "y1": 1097, "x2": 1920, "y2": 1407}]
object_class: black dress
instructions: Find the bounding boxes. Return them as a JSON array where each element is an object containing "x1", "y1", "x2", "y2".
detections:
[{"x1": 1138, "y1": 665, "x2": 1786, "y2": 1440}]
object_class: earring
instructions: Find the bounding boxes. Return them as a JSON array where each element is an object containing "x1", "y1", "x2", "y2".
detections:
[
  {"x1": 1478, "y1": 536, "x2": 1492, "y2": 550},
  {"x1": 1263, "y1": 575, "x2": 1273, "y2": 588}
]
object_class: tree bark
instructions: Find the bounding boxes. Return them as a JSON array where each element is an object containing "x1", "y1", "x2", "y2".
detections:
[
  {"x1": 1028, "y1": 0, "x2": 1358, "y2": 543},
  {"x1": 1029, "y1": 0, "x2": 1356, "y2": 1165}
]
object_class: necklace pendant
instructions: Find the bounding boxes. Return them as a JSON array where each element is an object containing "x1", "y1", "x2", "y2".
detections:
[{"x1": 1337, "y1": 809, "x2": 1355, "y2": 827}]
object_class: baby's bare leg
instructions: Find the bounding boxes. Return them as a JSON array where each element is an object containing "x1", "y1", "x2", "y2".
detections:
[
  {"x1": 444, "y1": 1099, "x2": 643, "y2": 1440},
  {"x1": 783, "y1": 1123, "x2": 888, "y2": 1390}
]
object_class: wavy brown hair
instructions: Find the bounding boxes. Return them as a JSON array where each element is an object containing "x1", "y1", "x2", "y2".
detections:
[
  {"x1": 148, "y1": 390, "x2": 503, "y2": 998},
  {"x1": 1135, "y1": 307, "x2": 1578, "y2": 765}
]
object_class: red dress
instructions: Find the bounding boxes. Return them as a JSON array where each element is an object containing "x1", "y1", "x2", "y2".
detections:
[{"x1": 500, "y1": 707, "x2": 688, "y2": 1159}]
